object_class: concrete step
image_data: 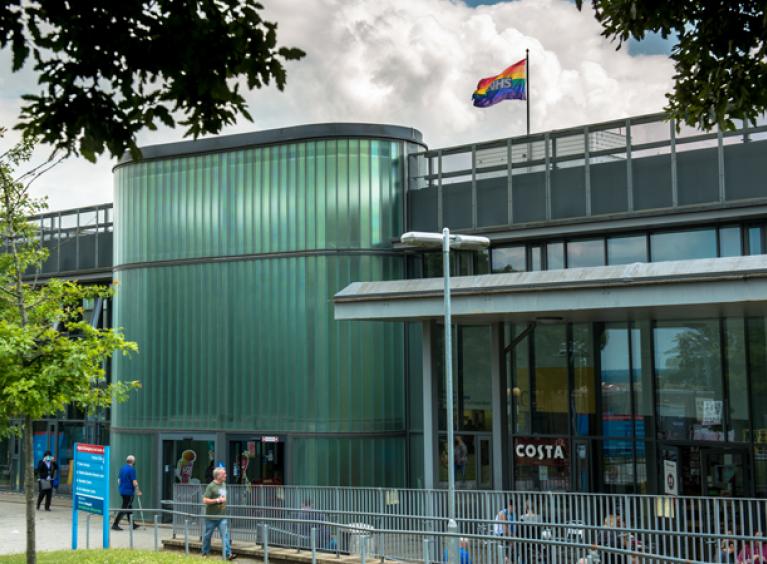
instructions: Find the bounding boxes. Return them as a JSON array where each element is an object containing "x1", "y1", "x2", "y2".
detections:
[{"x1": 162, "y1": 538, "x2": 372, "y2": 564}]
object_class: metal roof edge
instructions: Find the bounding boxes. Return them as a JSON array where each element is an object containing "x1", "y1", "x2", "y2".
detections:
[{"x1": 115, "y1": 123, "x2": 426, "y2": 168}]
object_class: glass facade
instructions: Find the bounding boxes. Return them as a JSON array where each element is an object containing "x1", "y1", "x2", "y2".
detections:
[
  {"x1": 410, "y1": 217, "x2": 767, "y2": 496},
  {"x1": 10, "y1": 115, "x2": 767, "y2": 502},
  {"x1": 499, "y1": 317, "x2": 767, "y2": 495},
  {"x1": 112, "y1": 132, "x2": 418, "y2": 507},
  {"x1": 490, "y1": 223, "x2": 767, "y2": 272}
]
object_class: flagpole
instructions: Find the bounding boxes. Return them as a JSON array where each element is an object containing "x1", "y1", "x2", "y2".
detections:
[{"x1": 526, "y1": 48, "x2": 530, "y2": 135}]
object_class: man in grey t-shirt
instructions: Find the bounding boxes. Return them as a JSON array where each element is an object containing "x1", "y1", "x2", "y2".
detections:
[{"x1": 201, "y1": 467, "x2": 236, "y2": 560}]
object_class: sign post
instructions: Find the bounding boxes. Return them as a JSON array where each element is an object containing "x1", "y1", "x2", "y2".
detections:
[{"x1": 72, "y1": 443, "x2": 111, "y2": 549}]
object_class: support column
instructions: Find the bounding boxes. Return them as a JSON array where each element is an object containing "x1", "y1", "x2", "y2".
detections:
[
  {"x1": 491, "y1": 323, "x2": 508, "y2": 490},
  {"x1": 422, "y1": 321, "x2": 438, "y2": 489}
]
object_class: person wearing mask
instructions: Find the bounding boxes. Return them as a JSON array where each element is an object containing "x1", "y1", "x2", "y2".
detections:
[
  {"x1": 112, "y1": 454, "x2": 141, "y2": 530},
  {"x1": 36, "y1": 450, "x2": 57, "y2": 511}
]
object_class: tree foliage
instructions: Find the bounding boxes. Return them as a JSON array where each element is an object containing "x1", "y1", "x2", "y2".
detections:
[
  {"x1": 575, "y1": 1, "x2": 767, "y2": 131},
  {"x1": 0, "y1": 128, "x2": 139, "y2": 564},
  {"x1": 0, "y1": 1, "x2": 305, "y2": 162}
]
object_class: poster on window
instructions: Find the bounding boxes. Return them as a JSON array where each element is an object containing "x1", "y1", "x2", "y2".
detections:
[{"x1": 701, "y1": 400, "x2": 723, "y2": 425}]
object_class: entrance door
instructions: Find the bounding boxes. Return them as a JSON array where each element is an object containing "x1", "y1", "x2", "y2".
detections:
[
  {"x1": 702, "y1": 448, "x2": 749, "y2": 497},
  {"x1": 476, "y1": 436, "x2": 492, "y2": 489},
  {"x1": 437, "y1": 434, "x2": 493, "y2": 490},
  {"x1": 229, "y1": 437, "x2": 286, "y2": 485},
  {"x1": 161, "y1": 435, "x2": 217, "y2": 521}
]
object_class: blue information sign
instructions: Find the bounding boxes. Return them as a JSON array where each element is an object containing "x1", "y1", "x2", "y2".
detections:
[{"x1": 71, "y1": 443, "x2": 110, "y2": 549}]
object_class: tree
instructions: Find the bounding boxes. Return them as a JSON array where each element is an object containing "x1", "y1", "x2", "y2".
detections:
[
  {"x1": 0, "y1": 129, "x2": 139, "y2": 564},
  {"x1": 0, "y1": 1, "x2": 305, "y2": 162},
  {"x1": 575, "y1": 1, "x2": 766, "y2": 131}
]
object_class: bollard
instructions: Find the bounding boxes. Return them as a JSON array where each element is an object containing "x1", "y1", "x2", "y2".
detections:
[
  {"x1": 263, "y1": 524, "x2": 270, "y2": 564},
  {"x1": 361, "y1": 534, "x2": 368, "y2": 564},
  {"x1": 423, "y1": 537, "x2": 431, "y2": 564},
  {"x1": 496, "y1": 542, "x2": 504, "y2": 564},
  {"x1": 86, "y1": 513, "x2": 91, "y2": 549},
  {"x1": 335, "y1": 526, "x2": 340, "y2": 559},
  {"x1": 311, "y1": 527, "x2": 317, "y2": 564},
  {"x1": 128, "y1": 514, "x2": 134, "y2": 549},
  {"x1": 184, "y1": 518, "x2": 190, "y2": 555},
  {"x1": 154, "y1": 515, "x2": 159, "y2": 551}
]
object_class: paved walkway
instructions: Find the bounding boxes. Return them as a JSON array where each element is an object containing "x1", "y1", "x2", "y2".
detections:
[
  {"x1": 0, "y1": 490, "x2": 211, "y2": 556},
  {"x1": 0, "y1": 491, "x2": 366, "y2": 563}
]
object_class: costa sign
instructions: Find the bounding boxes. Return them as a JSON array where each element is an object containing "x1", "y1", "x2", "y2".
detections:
[{"x1": 514, "y1": 438, "x2": 568, "y2": 465}]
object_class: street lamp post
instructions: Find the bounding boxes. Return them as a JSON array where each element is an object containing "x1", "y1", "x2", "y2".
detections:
[{"x1": 400, "y1": 227, "x2": 490, "y2": 564}]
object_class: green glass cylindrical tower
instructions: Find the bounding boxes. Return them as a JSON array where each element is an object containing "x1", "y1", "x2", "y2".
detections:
[{"x1": 111, "y1": 124, "x2": 424, "y2": 507}]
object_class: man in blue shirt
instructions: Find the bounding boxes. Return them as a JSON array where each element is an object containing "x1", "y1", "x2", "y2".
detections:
[{"x1": 112, "y1": 454, "x2": 141, "y2": 531}]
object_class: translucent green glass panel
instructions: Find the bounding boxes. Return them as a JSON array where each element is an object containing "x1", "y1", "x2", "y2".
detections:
[
  {"x1": 112, "y1": 255, "x2": 406, "y2": 433},
  {"x1": 114, "y1": 140, "x2": 403, "y2": 265},
  {"x1": 290, "y1": 436, "x2": 405, "y2": 487},
  {"x1": 110, "y1": 432, "x2": 155, "y2": 508}
]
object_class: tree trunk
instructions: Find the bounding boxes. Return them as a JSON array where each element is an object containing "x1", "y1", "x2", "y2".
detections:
[{"x1": 25, "y1": 416, "x2": 36, "y2": 564}]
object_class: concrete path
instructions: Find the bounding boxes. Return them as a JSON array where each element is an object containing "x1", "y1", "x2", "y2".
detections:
[
  {"x1": 0, "y1": 491, "x2": 365, "y2": 563},
  {"x1": 0, "y1": 490, "x2": 248, "y2": 557}
]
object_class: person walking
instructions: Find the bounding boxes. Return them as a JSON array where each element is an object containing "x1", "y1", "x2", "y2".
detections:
[
  {"x1": 36, "y1": 450, "x2": 57, "y2": 511},
  {"x1": 494, "y1": 499, "x2": 516, "y2": 562},
  {"x1": 202, "y1": 467, "x2": 237, "y2": 560},
  {"x1": 454, "y1": 436, "x2": 468, "y2": 485},
  {"x1": 112, "y1": 454, "x2": 141, "y2": 530}
]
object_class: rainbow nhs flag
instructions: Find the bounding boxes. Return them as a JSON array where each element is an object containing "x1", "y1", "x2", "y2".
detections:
[{"x1": 472, "y1": 58, "x2": 526, "y2": 108}]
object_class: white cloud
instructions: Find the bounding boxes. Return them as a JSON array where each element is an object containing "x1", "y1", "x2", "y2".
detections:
[{"x1": 0, "y1": 0, "x2": 673, "y2": 211}]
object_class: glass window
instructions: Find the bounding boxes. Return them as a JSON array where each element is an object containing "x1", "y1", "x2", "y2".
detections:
[
  {"x1": 650, "y1": 229, "x2": 717, "y2": 262},
  {"x1": 601, "y1": 439, "x2": 635, "y2": 493},
  {"x1": 509, "y1": 323, "x2": 531, "y2": 435},
  {"x1": 491, "y1": 246, "x2": 526, "y2": 273},
  {"x1": 533, "y1": 324, "x2": 569, "y2": 434},
  {"x1": 455, "y1": 251, "x2": 473, "y2": 275},
  {"x1": 546, "y1": 242, "x2": 565, "y2": 270},
  {"x1": 748, "y1": 226, "x2": 763, "y2": 255},
  {"x1": 634, "y1": 441, "x2": 653, "y2": 493},
  {"x1": 437, "y1": 435, "x2": 476, "y2": 486},
  {"x1": 719, "y1": 226, "x2": 742, "y2": 257},
  {"x1": 748, "y1": 317, "x2": 767, "y2": 495},
  {"x1": 474, "y1": 250, "x2": 490, "y2": 275},
  {"x1": 607, "y1": 235, "x2": 647, "y2": 265},
  {"x1": 725, "y1": 318, "x2": 749, "y2": 442},
  {"x1": 530, "y1": 246, "x2": 542, "y2": 271},
  {"x1": 460, "y1": 326, "x2": 492, "y2": 432},
  {"x1": 600, "y1": 324, "x2": 632, "y2": 436},
  {"x1": 573, "y1": 324, "x2": 596, "y2": 436},
  {"x1": 654, "y1": 320, "x2": 724, "y2": 441},
  {"x1": 567, "y1": 239, "x2": 605, "y2": 268},
  {"x1": 423, "y1": 252, "x2": 474, "y2": 278},
  {"x1": 423, "y1": 253, "x2": 442, "y2": 277},
  {"x1": 632, "y1": 322, "x2": 653, "y2": 440},
  {"x1": 513, "y1": 437, "x2": 569, "y2": 491}
]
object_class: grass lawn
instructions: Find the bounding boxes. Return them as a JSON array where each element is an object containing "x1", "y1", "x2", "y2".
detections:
[{"x1": 0, "y1": 549, "x2": 206, "y2": 563}]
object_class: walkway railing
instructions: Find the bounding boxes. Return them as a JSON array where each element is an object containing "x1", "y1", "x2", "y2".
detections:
[
  {"x1": 406, "y1": 112, "x2": 767, "y2": 232},
  {"x1": 170, "y1": 484, "x2": 767, "y2": 562}
]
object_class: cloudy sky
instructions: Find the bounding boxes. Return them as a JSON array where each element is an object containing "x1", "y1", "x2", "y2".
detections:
[{"x1": 0, "y1": 0, "x2": 675, "y2": 211}]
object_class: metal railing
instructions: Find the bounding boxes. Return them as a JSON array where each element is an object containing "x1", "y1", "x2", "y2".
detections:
[
  {"x1": 170, "y1": 484, "x2": 767, "y2": 562},
  {"x1": 407, "y1": 112, "x2": 767, "y2": 231},
  {"x1": 30, "y1": 203, "x2": 114, "y2": 276}
]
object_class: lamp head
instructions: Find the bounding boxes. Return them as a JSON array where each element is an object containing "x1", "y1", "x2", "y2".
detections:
[
  {"x1": 400, "y1": 231, "x2": 490, "y2": 250},
  {"x1": 400, "y1": 231, "x2": 444, "y2": 248}
]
